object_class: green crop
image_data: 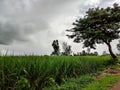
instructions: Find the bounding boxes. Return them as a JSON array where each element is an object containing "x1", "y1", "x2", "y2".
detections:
[{"x1": 0, "y1": 56, "x2": 114, "y2": 90}]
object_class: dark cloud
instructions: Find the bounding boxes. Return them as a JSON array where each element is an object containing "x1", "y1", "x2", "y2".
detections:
[
  {"x1": 0, "y1": 16, "x2": 49, "y2": 45},
  {"x1": 0, "y1": 0, "x2": 81, "y2": 45},
  {"x1": 0, "y1": 0, "x2": 119, "y2": 55}
]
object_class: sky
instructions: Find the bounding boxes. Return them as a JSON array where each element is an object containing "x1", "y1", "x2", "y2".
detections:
[{"x1": 0, "y1": 0, "x2": 120, "y2": 55}]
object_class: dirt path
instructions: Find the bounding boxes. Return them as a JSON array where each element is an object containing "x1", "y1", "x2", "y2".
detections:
[
  {"x1": 111, "y1": 80, "x2": 120, "y2": 90},
  {"x1": 96, "y1": 68, "x2": 120, "y2": 79},
  {"x1": 109, "y1": 68, "x2": 120, "y2": 90},
  {"x1": 95, "y1": 67, "x2": 120, "y2": 90}
]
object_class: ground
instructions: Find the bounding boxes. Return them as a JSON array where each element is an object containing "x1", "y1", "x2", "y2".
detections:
[
  {"x1": 96, "y1": 67, "x2": 120, "y2": 90},
  {"x1": 111, "y1": 80, "x2": 120, "y2": 90}
]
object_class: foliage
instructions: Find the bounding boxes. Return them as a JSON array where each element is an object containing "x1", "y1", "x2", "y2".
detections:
[
  {"x1": 87, "y1": 48, "x2": 91, "y2": 54},
  {"x1": 67, "y1": 3, "x2": 120, "y2": 62},
  {"x1": 43, "y1": 75, "x2": 93, "y2": 90},
  {"x1": 94, "y1": 51, "x2": 98, "y2": 56},
  {"x1": 73, "y1": 50, "x2": 98, "y2": 56},
  {"x1": 51, "y1": 40, "x2": 60, "y2": 56},
  {"x1": 0, "y1": 56, "x2": 114, "y2": 90},
  {"x1": 117, "y1": 40, "x2": 120, "y2": 52},
  {"x1": 102, "y1": 51, "x2": 109, "y2": 56},
  {"x1": 67, "y1": 3, "x2": 120, "y2": 48},
  {"x1": 16, "y1": 76, "x2": 31, "y2": 90},
  {"x1": 61, "y1": 42, "x2": 72, "y2": 56}
]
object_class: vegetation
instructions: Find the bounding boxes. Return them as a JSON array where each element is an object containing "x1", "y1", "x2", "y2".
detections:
[
  {"x1": 73, "y1": 50, "x2": 98, "y2": 56},
  {"x1": 1, "y1": 3, "x2": 120, "y2": 90},
  {"x1": 51, "y1": 40, "x2": 60, "y2": 56},
  {"x1": 43, "y1": 75, "x2": 94, "y2": 90},
  {"x1": 117, "y1": 40, "x2": 120, "y2": 52},
  {"x1": 83, "y1": 75, "x2": 120, "y2": 90},
  {"x1": 51, "y1": 40, "x2": 72, "y2": 56},
  {"x1": 44, "y1": 74, "x2": 120, "y2": 90},
  {"x1": 61, "y1": 42, "x2": 72, "y2": 56},
  {"x1": 67, "y1": 3, "x2": 120, "y2": 63},
  {"x1": 0, "y1": 56, "x2": 114, "y2": 90}
]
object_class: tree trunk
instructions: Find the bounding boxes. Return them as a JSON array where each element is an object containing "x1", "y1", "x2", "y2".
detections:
[{"x1": 106, "y1": 42, "x2": 118, "y2": 64}]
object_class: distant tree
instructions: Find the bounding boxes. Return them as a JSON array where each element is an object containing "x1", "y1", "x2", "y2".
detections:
[
  {"x1": 73, "y1": 50, "x2": 98, "y2": 56},
  {"x1": 94, "y1": 51, "x2": 98, "y2": 56},
  {"x1": 87, "y1": 48, "x2": 91, "y2": 54},
  {"x1": 67, "y1": 3, "x2": 120, "y2": 63},
  {"x1": 62, "y1": 42, "x2": 72, "y2": 56},
  {"x1": 73, "y1": 52, "x2": 81, "y2": 56},
  {"x1": 51, "y1": 40, "x2": 60, "y2": 56},
  {"x1": 81, "y1": 50, "x2": 86, "y2": 56},
  {"x1": 102, "y1": 51, "x2": 108, "y2": 56},
  {"x1": 117, "y1": 40, "x2": 120, "y2": 52}
]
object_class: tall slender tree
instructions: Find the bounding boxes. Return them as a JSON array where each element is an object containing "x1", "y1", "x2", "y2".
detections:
[{"x1": 51, "y1": 40, "x2": 60, "y2": 56}]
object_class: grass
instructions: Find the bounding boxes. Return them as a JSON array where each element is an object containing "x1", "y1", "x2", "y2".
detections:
[
  {"x1": 83, "y1": 75, "x2": 120, "y2": 90},
  {"x1": 0, "y1": 56, "x2": 115, "y2": 90},
  {"x1": 43, "y1": 75, "x2": 94, "y2": 90},
  {"x1": 43, "y1": 74, "x2": 120, "y2": 90}
]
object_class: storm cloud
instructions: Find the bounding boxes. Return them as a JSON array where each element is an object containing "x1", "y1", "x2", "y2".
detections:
[
  {"x1": 0, "y1": 0, "x2": 84, "y2": 45},
  {"x1": 0, "y1": 0, "x2": 120, "y2": 55}
]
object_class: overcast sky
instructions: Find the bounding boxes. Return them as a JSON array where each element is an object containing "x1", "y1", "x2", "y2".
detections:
[{"x1": 0, "y1": 0, "x2": 120, "y2": 55}]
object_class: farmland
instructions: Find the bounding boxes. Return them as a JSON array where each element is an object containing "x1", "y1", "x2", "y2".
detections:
[{"x1": 0, "y1": 55, "x2": 118, "y2": 90}]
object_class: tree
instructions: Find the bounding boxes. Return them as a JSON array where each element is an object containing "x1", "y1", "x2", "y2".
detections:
[
  {"x1": 67, "y1": 3, "x2": 120, "y2": 63},
  {"x1": 117, "y1": 40, "x2": 120, "y2": 52},
  {"x1": 102, "y1": 51, "x2": 108, "y2": 56},
  {"x1": 94, "y1": 51, "x2": 98, "y2": 56},
  {"x1": 62, "y1": 42, "x2": 72, "y2": 56},
  {"x1": 81, "y1": 50, "x2": 86, "y2": 56},
  {"x1": 87, "y1": 48, "x2": 91, "y2": 54},
  {"x1": 51, "y1": 40, "x2": 60, "y2": 56}
]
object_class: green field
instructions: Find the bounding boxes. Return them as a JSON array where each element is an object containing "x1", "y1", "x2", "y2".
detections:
[{"x1": 0, "y1": 56, "x2": 117, "y2": 90}]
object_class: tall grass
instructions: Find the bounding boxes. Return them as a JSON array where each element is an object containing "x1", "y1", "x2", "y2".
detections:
[{"x1": 0, "y1": 56, "x2": 114, "y2": 90}]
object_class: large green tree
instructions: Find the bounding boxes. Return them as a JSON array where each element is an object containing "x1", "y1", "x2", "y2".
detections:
[{"x1": 67, "y1": 3, "x2": 120, "y2": 63}]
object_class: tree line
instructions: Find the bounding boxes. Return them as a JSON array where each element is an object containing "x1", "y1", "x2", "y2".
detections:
[{"x1": 51, "y1": 40, "x2": 98, "y2": 56}]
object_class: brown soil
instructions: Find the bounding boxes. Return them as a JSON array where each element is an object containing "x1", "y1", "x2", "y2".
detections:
[
  {"x1": 111, "y1": 80, "x2": 120, "y2": 90},
  {"x1": 95, "y1": 68, "x2": 120, "y2": 79}
]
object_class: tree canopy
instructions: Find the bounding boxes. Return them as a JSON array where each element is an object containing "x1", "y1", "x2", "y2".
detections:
[{"x1": 67, "y1": 3, "x2": 120, "y2": 63}]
